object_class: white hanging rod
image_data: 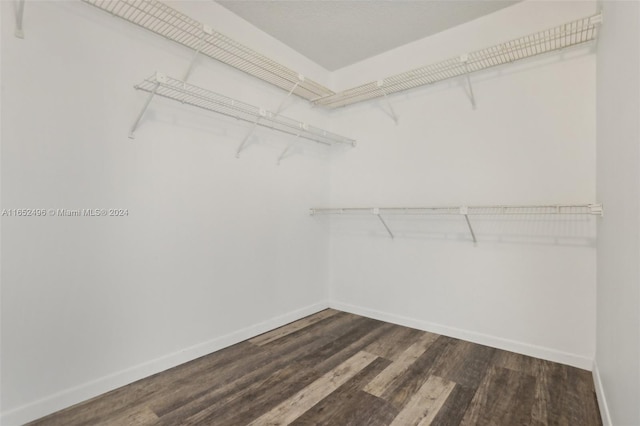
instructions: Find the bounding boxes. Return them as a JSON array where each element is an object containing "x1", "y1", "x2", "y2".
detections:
[
  {"x1": 310, "y1": 204, "x2": 604, "y2": 216},
  {"x1": 132, "y1": 72, "x2": 356, "y2": 147},
  {"x1": 81, "y1": 0, "x2": 334, "y2": 102},
  {"x1": 314, "y1": 13, "x2": 602, "y2": 109}
]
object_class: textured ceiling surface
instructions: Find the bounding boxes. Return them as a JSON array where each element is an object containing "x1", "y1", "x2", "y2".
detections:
[{"x1": 216, "y1": 1, "x2": 522, "y2": 71}]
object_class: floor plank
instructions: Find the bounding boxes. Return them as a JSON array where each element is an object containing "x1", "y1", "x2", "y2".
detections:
[
  {"x1": 364, "y1": 332, "x2": 440, "y2": 397},
  {"x1": 364, "y1": 325, "x2": 431, "y2": 361},
  {"x1": 246, "y1": 351, "x2": 378, "y2": 425},
  {"x1": 428, "y1": 384, "x2": 478, "y2": 426},
  {"x1": 431, "y1": 340, "x2": 496, "y2": 389},
  {"x1": 380, "y1": 335, "x2": 457, "y2": 410},
  {"x1": 389, "y1": 375, "x2": 456, "y2": 426},
  {"x1": 460, "y1": 366, "x2": 537, "y2": 426},
  {"x1": 290, "y1": 357, "x2": 396, "y2": 426},
  {"x1": 249, "y1": 309, "x2": 339, "y2": 346}
]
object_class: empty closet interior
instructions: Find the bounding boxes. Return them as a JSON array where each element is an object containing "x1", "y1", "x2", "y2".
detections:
[{"x1": 1, "y1": 0, "x2": 639, "y2": 425}]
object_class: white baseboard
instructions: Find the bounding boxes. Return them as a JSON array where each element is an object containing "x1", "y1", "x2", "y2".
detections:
[
  {"x1": 592, "y1": 361, "x2": 613, "y2": 426},
  {"x1": 329, "y1": 300, "x2": 593, "y2": 371},
  {"x1": 0, "y1": 301, "x2": 329, "y2": 426}
]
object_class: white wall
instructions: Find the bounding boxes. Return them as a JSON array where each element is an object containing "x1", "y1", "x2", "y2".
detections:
[
  {"x1": 327, "y1": 0, "x2": 598, "y2": 369},
  {"x1": 595, "y1": 1, "x2": 640, "y2": 425},
  {"x1": 0, "y1": 1, "x2": 335, "y2": 424}
]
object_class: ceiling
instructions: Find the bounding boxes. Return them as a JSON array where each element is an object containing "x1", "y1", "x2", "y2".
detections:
[{"x1": 216, "y1": 1, "x2": 522, "y2": 71}]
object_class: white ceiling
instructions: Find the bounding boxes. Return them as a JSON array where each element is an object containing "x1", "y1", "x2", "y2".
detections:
[{"x1": 216, "y1": 1, "x2": 522, "y2": 71}]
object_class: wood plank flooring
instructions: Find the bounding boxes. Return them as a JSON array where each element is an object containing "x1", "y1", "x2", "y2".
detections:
[{"x1": 29, "y1": 310, "x2": 601, "y2": 426}]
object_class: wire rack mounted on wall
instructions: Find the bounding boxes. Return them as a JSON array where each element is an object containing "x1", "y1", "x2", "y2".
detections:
[
  {"x1": 313, "y1": 13, "x2": 602, "y2": 109},
  {"x1": 130, "y1": 72, "x2": 355, "y2": 157},
  {"x1": 81, "y1": 0, "x2": 334, "y2": 102},
  {"x1": 310, "y1": 204, "x2": 603, "y2": 242},
  {"x1": 80, "y1": 0, "x2": 602, "y2": 112}
]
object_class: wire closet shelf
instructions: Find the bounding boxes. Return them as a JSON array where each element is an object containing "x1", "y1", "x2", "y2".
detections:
[
  {"x1": 313, "y1": 13, "x2": 602, "y2": 109},
  {"x1": 81, "y1": 0, "x2": 334, "y2": 101},
  {"x1": 134, "y1": 73, "x2": 356, "y2": 147},
  {"x1": 311, "y1": 204, "x2": 603, "y2": 242},
  {"x1": 310, "y1": 204, "x2": 604, "y2": 216}
]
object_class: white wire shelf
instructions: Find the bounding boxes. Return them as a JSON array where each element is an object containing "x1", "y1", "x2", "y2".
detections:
[
  {"x1": 310, "y1": 204, "x2": 603, "y2": 241},
  {"x1": 310, "y1": 204, "x2": 603, "y2": 216},
  {"x1": 133, "y1": 72, "x2": 356, "y2": 148},
  {"x1": 314, "y1": 13, "x2": 602, "y2": 109},
  {"x1": 82, "y1": 0, "x2": 334, "y2": 102}
]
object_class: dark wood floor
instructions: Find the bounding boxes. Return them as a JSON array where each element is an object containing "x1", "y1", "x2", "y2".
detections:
[{"x1": 29, "y1": 309, "x2": 601, "y2": 425}]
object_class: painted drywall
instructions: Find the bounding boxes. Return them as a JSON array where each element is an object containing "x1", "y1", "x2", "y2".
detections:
[
  {"x1": 326, "y1": 0, "x2": 598, "y2": 368},
  {"x1": 0, "y1": 1, "x2": 336, "y2": 424},
  {"x1": 595, "y1": 1, "x2": 640, "y2": 425}
]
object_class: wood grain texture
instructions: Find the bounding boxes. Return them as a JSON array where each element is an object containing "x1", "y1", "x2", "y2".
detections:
[
  {"x1": 364, "y1": 325, "x2": 430, "y2": 361},
  {"x1": 249, "y1": 309, "x2": 339, "y2": 346},
  {"x1": 365, "y1": 332, "x2": 440, "y2": 397},
  {"x1": 29, "y1": 310, "x2": 602, "y2": 426},
  {"x1": 381, "y1": 335, "x2": 457, "y2": 410},
  {"x1": 428, "y1": 384, "x2": 478, "y2": 426},
  {"x1": 246, "y1": 351, "x2": 378, "y2": 425},
  {"x1": 290, "y1": 357, "x2": 396, "y2": 426},
  {"x1": 389, "y1": 375, "x2": 456, "y2": 426},
  {"x1": 460, "y1": 366, "x2": 537, "y2": 426}
]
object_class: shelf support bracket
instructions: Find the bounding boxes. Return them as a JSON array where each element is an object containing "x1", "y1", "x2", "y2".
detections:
[
  {"x1": 129, "y1": 72, "x2": 166, "y2": 139},
  {"x1": 460, "y1": 206, "x2": 477, "y2": 244},
  {"x1": 182, "y1": 24, "x2": 213, "y2": 84},
  {"x1": 589, "y1": 203, "x2": 604, "y2": 216},
  {"x1": 374, "y1": 208, "x2": 394, "y2": 239},
  {"x1": 277, "y1": 134, "x2": 301, "y2": 165},
  {"x1": 377, "y1": 81, "x2": 399, "y2": 125},
  {"x1": 236, "y1": 110, "x2": 266, "y2": 158},
  {"x1": 460, "y1": 55, "x2": 476, "y2": 110},
  {"x1": 275, "y1": 78, "x2": 302, "y2": 115},
  {"x1": 15, "y1": 0, "x2": 25, "y2": 39}
]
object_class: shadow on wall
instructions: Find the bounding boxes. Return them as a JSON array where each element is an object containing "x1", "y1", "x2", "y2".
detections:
[{"x1": 317, "y1": 214, "x2": 597, "y2": 247}]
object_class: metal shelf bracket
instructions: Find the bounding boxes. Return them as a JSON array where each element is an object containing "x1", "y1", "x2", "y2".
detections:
[
  {"x1": 182, "y1": 24, "x2": 213, "y2": 84},
  {"x1": 236, "y1": 110, "x2": 266, "y2": 158},
  {"x1": 129, "y1": 72, "x2": 165, "y2": 139},
  {"x1": 460, "y1": 206, "x2": 477, "y2": 243},
  {"x1": 460, "y1": 54, "x2": 476, "y2": 110},
  {"x1": 377, "y1": 81, "x2": 399, "y2": 125},
  {"x1": 275, "y1": 75, "x2": 304, "y2": 116},
  {"x1": 373, "y1": 208, "x2": 394, "y2": 239},
  {"x1": 589, "y1": 203, "x2": 604, "y2": 216},
  {"x1": 15, "y1": 0, "x2": 25, "y2": 39}
]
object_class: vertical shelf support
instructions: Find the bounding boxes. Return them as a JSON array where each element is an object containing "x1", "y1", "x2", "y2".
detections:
[
  {"x1": 377, "y1": 81, "x2": 399, "y2": 125},
  {"x1": 182, "y1": 24, "x2": 213, "y2": 84},
  {"x1": 129, "y1": 72, "x2": 165, "y2": 139},
  {"x1": 460, "y1": 206, "x2": 477, "y2": 243},
  {"x1": 236, "y1": 110, "x2": 266, "y2": 158},
  {"x1": 460, "y1": 54, "x2": 476, "y2": 110},
  {"x1": 15, "y1": 0, "x2": 25, "y2": 39},
  {"x1": 374, "y1": 208, "x2": 394, "y2": 239},
  {"x1": 275, "y1": 76, "x2": 303, "y2": 115}
]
